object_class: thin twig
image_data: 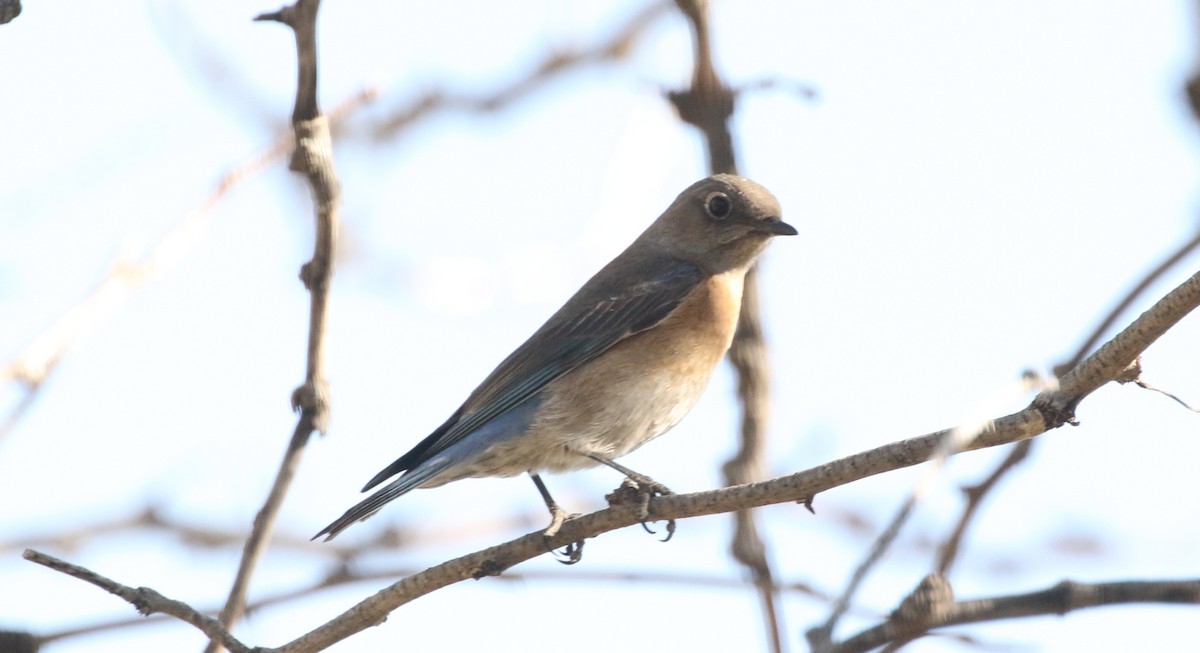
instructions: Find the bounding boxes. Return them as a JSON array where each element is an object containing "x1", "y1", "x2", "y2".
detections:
[
  {"x1": 935, "y1": 227, "x2": 1200, "y2": 587},
  {"x1": 805, "y1": 266, "x2": 1200, "y2": 651},
  {"x1": 0, "y1": 123, "x2": 283, "y2": 446},
  {"x1": 373, "y1": 1, "x2": 671, "y2": 138},
  {"x1": 0, "y1": 86, "x2": 375, "y2": 446},
  {"x1": 805, "y1": 394, "x2": 1040, "y2": 653},
  {"x1": 0, "y1": 503, "x2": 534, "y2": 557},
  {"x1": 205, "y1": 2, "x2": 342, "y2": 651},
  {"x1": 1132, "y1": 378, "x2": 1200, "y2": 411}
]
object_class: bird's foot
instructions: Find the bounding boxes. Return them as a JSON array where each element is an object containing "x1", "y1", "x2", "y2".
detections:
[
  {"x1": 606, "y1": 476, "x2": 676, "y2": 543},
  {"x1": 541, "y1": 504, "x2": 584, "y2": 565}
]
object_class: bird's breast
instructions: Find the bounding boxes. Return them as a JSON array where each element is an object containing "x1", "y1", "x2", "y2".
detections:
[{"x1": 526, "y1": 269, "x2": 747, "y2": 468}]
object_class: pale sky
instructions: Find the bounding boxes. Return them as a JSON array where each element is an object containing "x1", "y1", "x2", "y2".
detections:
[{"x1": 2, "y1": 2, "x2": 1199, "y2": 652}]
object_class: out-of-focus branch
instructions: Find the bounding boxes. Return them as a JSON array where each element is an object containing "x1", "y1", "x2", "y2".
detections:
[
  {"x1": 204, "y1": 2, "x2": 342, "y2": 651},
  {"x1": 935, "y1": 440, "x2": 1032, "y2": 575},
  {"x1": 0, "y1": 0, "x2": 20, "y2": 25},
  {"x1": 0, "y1": 133, "x2": 283, "y2": 446},
  {"x1": 0, "y1": 503, "x2": 556, "y2": 559},
  {"x1": 668, "y1": 1, "x2": 783, "y2": 650},
  {"x1": 0, "y1": 87, "x2": 375, "y2": 447},
  {"x1": 373, "y1": 1, "x2": 671, "y2": 139},
  {"x1": 832, "y1": 576, "x2": 1200, "y2": 653},
  {"x1": 809, "y1": 374, "x2": 1051, "y2": 652},
  {"x1": 669, "y1": 0, "x2": 736, "y2": 172},
  {"x1": 1055, "y1": 227, "x2": 1200, "y2": 376},
  {"x1": 35, "y1": 565, "x2": 838, "y2": 647},
  {"x1": 148, "y1": 3, "x2": 280, "y2": 132},
  {"x1": 823, "y1": 16, "x2": 1200, "y2": 651},
  {"x1": 932, "y1": 221, "x2": 1200, "y2": 591},
  {"x1": 802, "y1": 265, "x2": 1200, "y2": 651}
]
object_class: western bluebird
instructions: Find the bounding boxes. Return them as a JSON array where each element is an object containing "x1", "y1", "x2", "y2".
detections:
[{"x1": 316, "y1": 174, "x2": 794, "y2": 542}]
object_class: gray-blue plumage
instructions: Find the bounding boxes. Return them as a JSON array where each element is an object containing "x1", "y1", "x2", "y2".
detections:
[{"x1": 315, "y1": 174, "x2": 792, "y2": 541}]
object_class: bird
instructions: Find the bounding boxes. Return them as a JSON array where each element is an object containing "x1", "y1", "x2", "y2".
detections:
[{"x1": 315, "y1": 173, "x2": 794, "y2": 543}]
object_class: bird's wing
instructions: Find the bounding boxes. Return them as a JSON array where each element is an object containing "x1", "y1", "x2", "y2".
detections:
[{"x1": 362, "y1": 258, "x2": 705, "y2": 490}]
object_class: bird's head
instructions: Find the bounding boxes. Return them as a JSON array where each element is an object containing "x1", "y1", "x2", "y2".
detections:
[{"x1": 646, "y1": 174, "x2": 794, "y2": 273}]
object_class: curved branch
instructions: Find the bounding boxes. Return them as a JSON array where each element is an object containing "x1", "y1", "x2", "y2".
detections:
[
  {"x1": 273, "y1": 268, "x2": 1200, "y2": 652},
  {"x1": 835, "y1": 577, "x2": 1200, "y2": 653},
  {"x1": 23, "y1": 550, "x2": 250, "y2": 653},
  {"x1": 29, "y1": 269, "x2": 1200, "y2": 652}
]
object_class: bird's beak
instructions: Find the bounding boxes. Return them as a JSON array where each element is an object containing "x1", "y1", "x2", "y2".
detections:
[{"x1": 757, "y1": 217, "x2": 797, "y2": 236}]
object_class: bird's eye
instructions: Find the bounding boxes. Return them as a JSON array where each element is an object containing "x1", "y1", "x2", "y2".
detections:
[{"x1": 705, "y1": 192, "x2": 732, "y2": 220}]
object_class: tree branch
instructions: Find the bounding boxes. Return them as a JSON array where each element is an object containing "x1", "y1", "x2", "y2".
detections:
[
  {"x1": 0, "y1": 86, "x2": 374, "y2": 446},
  {"x1": 205, "y1": 2, "x2": 342, "y2": 650},
  {"x1": 934, "y1": 439, "x2": 1032, "y2": 575},
  {"x1": 28, "y1": 253, "x2": 1200, "y2": 651},
  {"x1": 34, "y1": 566, "x2": 837, "y2": 647},
  {"x1": 834, "y1": 576, "x2": 1200, "y2": 653},
  {"x1": 373, "y1": 2, "x2": 671, "y2": 138},
  {"x1": 22, "y1": 550, "x2": 251, "y2": 653}
]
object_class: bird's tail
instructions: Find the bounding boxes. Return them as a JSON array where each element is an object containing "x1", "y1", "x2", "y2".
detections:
[{"x1": 312, "y1": 459, "x2": 453, "y2": 541}]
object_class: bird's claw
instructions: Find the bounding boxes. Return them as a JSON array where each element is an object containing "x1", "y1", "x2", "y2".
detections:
[
  {"x1": 541, "y1": 504, "x2": 584, "y2": 564},
  {"x1": 607, "y1": 476, "x2": 675, "y2": 542},
  {"x1": 547, "y1": 538, "x2": 584, "y2": 565}
]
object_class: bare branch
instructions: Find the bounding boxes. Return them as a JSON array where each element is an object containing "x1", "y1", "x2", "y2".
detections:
[
  {"x1": 1114, "y1": 358, "x2": 1200, "y2": 412},
  {"x1": 935, "y1": 439, "x2": 1033, "y2": 575},
  {"x1": 0, "y1": 503, "x2": 537, "y2": 559},
  {"x1": 29, "y1": 267, "x2": 1200, "y2": 650},
  {"x1": 205, "y1": 2, "x2": 342, "y2": 650},
  {"x1": 835, "y1": 577, "x2": 1200, "y2": 653},
  {"x1": 268, "y1": 267, "x2": 1200, "y2": 651},
  {"x1": 0, "y1": 86, "x2": 375, "y2": 446},
  {"x1": 373, "y1": 2, "x2": 671, "y2": 139},
  {"x1": 931, "y1": 224, "x2": 1200, "y2": 598},
  {"x1": 23, "y1": 550, "x2": 251, "y2": 653},
  {"x1": 36, "y1": 566, "x2": 838, "y2": 647},
  {"x1": 809, "y1": 374, "x2": 1050, "y2": 652},
  {"x1": 0, "y1": 136, "x2": 282, "y2": 444},
  {"x1": 1055, "y1": 227, "x2": 1200, "y2": 376}
]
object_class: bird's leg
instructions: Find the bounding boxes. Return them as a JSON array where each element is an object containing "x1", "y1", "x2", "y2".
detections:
[
  {"x1": 587, "y1": 454, "x2": 676, "y2": 542},
  {"x1": 529, "y1": 473, "x2": 583, "y2": 564}
]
